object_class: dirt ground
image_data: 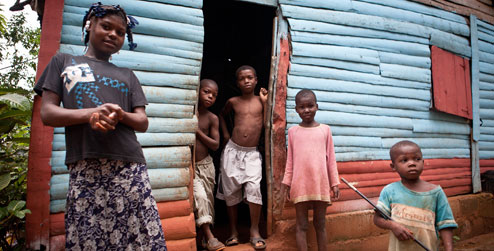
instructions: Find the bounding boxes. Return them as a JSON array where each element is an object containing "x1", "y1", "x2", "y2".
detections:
[
  {"x1": 199, "y1": 232, "x2": 494, "y2": 251},
  {"x1": 452, "y1": 232, "x2": 494, "y2": 251}
]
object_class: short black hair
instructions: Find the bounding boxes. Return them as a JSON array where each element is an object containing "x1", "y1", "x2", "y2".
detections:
[
  {"x1": 235, "y1": 65, "x2": 257, "y2": 79},
  {"x1": 200, "y1": 79, "x2": 218, "y2": 89},
  {"x1": 82, "y1": 2, "x2": 138, "y2": 50},
  {"x1": 389, "y1": 140, "x2": 421, "y2": 162},
  {"x1": 295, "y1": 89, "x2": 317, "y2": 104}
]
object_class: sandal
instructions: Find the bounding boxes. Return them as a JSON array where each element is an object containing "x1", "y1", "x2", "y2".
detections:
[
  {"x1": 225, "y1": 236, "x2": 239, "y2": 246},
  {"x1": 205, "y1": 238, "x2": 225, "y2": 251},
  {"x1": 250, "y1": 237, "x2": 266, "y2": 250}
]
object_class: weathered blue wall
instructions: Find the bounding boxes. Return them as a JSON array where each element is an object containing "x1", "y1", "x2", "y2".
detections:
[
  {"x1": 280, "y1": 0, "x2": 473, "y2": 162},
  {"x1": 49, "y1": 0, "x2": 203, "y2": 213},
  {"x1": 475, "y1": 19, "x2": 494, "y2": 159}
]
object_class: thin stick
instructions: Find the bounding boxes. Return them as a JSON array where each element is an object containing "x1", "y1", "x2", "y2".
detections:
[{"x1": 340, "y1": 177, "x2": 431, "y2": 251}]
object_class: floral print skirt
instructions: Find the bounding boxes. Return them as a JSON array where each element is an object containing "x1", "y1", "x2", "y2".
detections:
[{"x1": 65, "y1": 159, "x2": 167, "y2": 251}]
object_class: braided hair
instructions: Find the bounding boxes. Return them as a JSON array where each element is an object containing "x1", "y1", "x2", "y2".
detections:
[{"x1": 82, "y1": 2, "x2": 139, "y2": 51}]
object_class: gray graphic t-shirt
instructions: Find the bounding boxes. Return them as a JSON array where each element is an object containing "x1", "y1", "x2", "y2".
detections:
[{"x1": 35, "y1": 53, "x2": 147, "y2": 164}]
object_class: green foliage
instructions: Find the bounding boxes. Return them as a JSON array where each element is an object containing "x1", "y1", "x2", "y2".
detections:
[{"x1": 0, "y1": 6, "x2": 40, "y2": 251}]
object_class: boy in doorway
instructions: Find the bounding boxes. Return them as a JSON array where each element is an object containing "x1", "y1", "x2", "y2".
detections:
[
  {"x1": 217, "y1": 65, "x2": 268, "y2": 250},
  {"x1": 374, "y1": 140, "x2": 457, "y2": 251},
  {"x1": 194, "y1": 79, "x2": 225, "y2": 251}
]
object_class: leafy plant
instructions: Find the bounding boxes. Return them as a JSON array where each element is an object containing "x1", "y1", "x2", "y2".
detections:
[{"x1": 0, "y1": 5, "x2": 40, "y2": 251}]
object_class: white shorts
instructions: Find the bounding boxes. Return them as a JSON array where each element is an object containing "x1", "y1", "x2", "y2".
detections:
[{"x1": 216, "y1": 140, "x2": 263, "y2": 206}]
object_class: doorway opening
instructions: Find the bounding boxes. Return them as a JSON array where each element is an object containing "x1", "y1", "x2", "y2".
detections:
[{"x1": 200, "y1": 0, "x2": 276, "y2": 246}]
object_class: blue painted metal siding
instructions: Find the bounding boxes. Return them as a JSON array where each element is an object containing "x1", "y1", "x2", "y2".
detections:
[
  {"x1": 476, "y1": 19, "x2": 494, "y2": 159},
  {"x1": 49, "y1": 0, "x2": 203, "y2": 213},
  {"x1": 280, "y1": 0, "x2": 472, "y2": 162}
]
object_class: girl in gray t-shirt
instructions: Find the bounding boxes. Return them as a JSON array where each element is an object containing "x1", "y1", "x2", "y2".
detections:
[{"x1": 34, "y1": 3, "x2": 166, "y2": 250}]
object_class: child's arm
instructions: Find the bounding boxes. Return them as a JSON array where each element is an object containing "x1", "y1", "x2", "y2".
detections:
[
  {"x1": 373, "y1": 212, "x2": 415, "y2": 241},
  {"x1": 219, "y1": 99, "x2": 233, "y2": 143},
  {"x1": 260, "y1": 88, "x2": 268, "y2": 126},
  {"x1": 41, "y1": 90, "x2": 119, "y2": 130},
  {"x1": 196, "y1": 115, "x2": 220, "y2": 151},
  {"x1": 119, "y1": 106, "x2": 148, "y2": 132},
  {"x1": 439, "y1": 228, "x2": 454, "y2": 251}
]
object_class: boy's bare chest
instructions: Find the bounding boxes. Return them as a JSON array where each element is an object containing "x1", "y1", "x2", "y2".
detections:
[{"x1": 232, "y1": 99, "x2": 263, "y2": 117}]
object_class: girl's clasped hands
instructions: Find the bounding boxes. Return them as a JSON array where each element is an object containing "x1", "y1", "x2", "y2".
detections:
[{"x1": 89, "y1": 103, "x2": 124, "y2": 132}]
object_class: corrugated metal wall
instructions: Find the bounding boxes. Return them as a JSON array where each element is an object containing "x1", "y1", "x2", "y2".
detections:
[
  {"x1": 476, "y1": 19, "x2": 494, "y2": 160},
  {"x1": 47, "y1": 0, "x2": 203, "y2": 249}
]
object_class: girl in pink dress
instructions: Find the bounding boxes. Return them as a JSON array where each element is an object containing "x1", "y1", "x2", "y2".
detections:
[{"x1": 281, "y1": 89, "x2": 340, "y2": 251}]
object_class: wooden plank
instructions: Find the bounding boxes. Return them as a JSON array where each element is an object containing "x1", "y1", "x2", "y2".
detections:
[
  {"x1": 161, "y1": 213, "x2": 195, "y2": 240},
  {"x1": 289, "y1": 63, "x2": 432, "y2": 90},
  {"x1": 289, "y1": 19, "x2": 429, "y2": 44},
  {"x1": 409, "y1": 0, "x2": 494, "y2": 24},
  {"x1": 380, "y1": 63, "x2": 431, "y2": 83},
  {"x1": 291, "y1": 30, "x2": 431, "y2": 57},
  {"x1": 152, "y1": 187, "x2": 189, "y2": 202},
  {"x1": 281, "y1": 5, "x2": 432, "y2": 38},
  {"x1": 287, "y1": 87, "x2": 431, "y2": 111},
  {"x1": 447, "y1": 0, "x2": 494, "y2": 16},
  {"x1": 351, "y1": 1, "x2": 470, "y2": 36},
  {"x1": 64, "y1": 0, "x2": 204, "y2": 26},
  {"x1": 287, "y1": 75, "x2": 431, "y2": 100},
  {"x1": 356, "y1": 0, "x2": 468, "y2": 24},
  {"x1": 478, "y1": 40, "x2": 494, "y2": 54},
  {"x1": 382, "y1": 138, "x2": 470, "y2": 149},
  {"x1": 478, "y1": 19, "x2": 494, "y2": 32},
  {"x1": 290, "y1": 123, "x2": 469, "y2": 139},
  {"x1": 143, "y1": 86, "x2": 197, "y2": 105},
  {"x1": 332, "y1": 136, "x2": 382, "y2": 148},
  {"x1": 480, "y1": 73, "x2": 494, "y2": 84},
  {"x1": 378, "y1": 51, "x2": 431, "y2": 69},
  {"x1": 279, "y1": 0, "x2": 353, "y2": 11},
  {"x1": 146, "y1": 103, "x2": 194, "y2": 118},
  {"x1": 335, "y1": 149, "x2": 470, "y2": 161},
  {"x1": 286, "y1": 109, "x2": 414, "y2": 130},
  {"x1": 292, "y1": 42, "x2": 380, "y2": 65},
  {"x1": 478, "y1": 30, "x2": 494, "y2": 44},
  {"x1": 292, "y1": 56, "x2": 380, "y2": 74},
  {"x1": 480, "y1": 108, "x2": 494, "y2": 119},
  {"x1": 412, "y1": 119, "x2": 471, "y2": 134},
  {"x1": 136, "y1": 132, "x2": 195, "y2": 146},
  {"x1": 480, "y1": 62, "x2": 494, "y2": 74},
  {"x1": 147, "y1": 117, "x2": 197, "y2": 133},
  {"x1": 478, "y1": 26, "x2": 494, "y2": 36},
  {"x1": 140, "y1": 0, "x2": 202, "y2": 9},
  {"x1": 480, "y1": 151, "x2": 494, "y2": 159},
  {"x1": 470, "y1": 15, "x2": 480, "y2": 142},
  {"x1": 430, "y1": 32, "x2": 472, "y2": 57},
  {"x1": 480, "y1": 126, "x2": 494, "y2": 135}
]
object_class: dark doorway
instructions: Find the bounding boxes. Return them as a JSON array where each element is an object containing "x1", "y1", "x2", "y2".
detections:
[{"x1": 200, "y1": 0, "x2": 276, "y2": 247}]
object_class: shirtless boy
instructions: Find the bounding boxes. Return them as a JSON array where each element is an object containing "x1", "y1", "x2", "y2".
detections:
[
  {"x1": 194, "y1": 79, "x2": 225, "y2": 251},
  {"x1": 217, "y1": 65, "x2": 268, "y2": 250}
]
